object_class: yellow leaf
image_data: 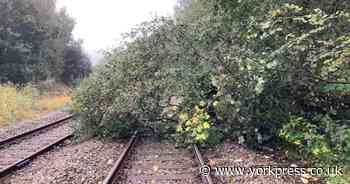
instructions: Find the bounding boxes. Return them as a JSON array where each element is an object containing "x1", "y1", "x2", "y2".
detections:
[
  {"x1": 271, "y1": 10, "x2": 281, "y2": 17},
  {"x1": 179, "y1": 112, "x2": 189, "y2": 121},
  {"x1": 203, "y1": 122, "x2": 210, "y2": 129}
]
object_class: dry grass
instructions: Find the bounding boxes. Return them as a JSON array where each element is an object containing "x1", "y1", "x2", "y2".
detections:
[
  {"x1": 0, "y1": 84, "x2": 35, "y2": 126},
  {"x1": 0, "y1": 83, "x2": 71, "y2": 126},
  {"x1": 36, "y1": 95, "x2": 71, "y2": 112}
]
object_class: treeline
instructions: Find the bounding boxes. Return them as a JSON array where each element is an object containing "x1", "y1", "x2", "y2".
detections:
[
  {"x1": 0, "y1": 0, "x2": 91, "y2": 85},
  {"x1": 74, "y1": 0, "x2": 349, "y2": 182}
]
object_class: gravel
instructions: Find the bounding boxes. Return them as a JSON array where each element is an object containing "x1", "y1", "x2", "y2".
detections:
[
  {"x1": 0, "y1": 123, "x2": 73, "y2": 170},
  {"x1": 0, "y1": 111, "x2": 70, "y2": 141},
  {"x1": 203, "y1": 141, "x2": 325, "y2": 184},
  {"x1": 1, "y1": 139, "x2": 125, "y2": 184},
  {"x1": 0, "y1": 114, "x2": 327, "y2": 184},
  {"x1": 116, "y1": 138, "x2": 201, "y2": 184}
]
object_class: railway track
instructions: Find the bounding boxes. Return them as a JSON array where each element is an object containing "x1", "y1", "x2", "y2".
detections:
[
  {"x1": 103, "y1": 132, "x2": 213, "y2": 184},
  {"x1": 0, "y1": 117, "x2": 213, "y2": 183},
  {"x1": 0, "y1": 115, "x2": 74, "y2": 178}
]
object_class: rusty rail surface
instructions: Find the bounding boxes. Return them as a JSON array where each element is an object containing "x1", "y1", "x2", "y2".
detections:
[
  {"x1": 194, "y1": 144, "x2": 214, "y2": 184},
  {"x1": 0, "y1": 115, "x2": 73, "y2": 146},
  {"x1": 103, "y1": 132, "x2": 214, "y2": 184},
  {"x1": 102, "y1": 131, "x2": 138, "y2": 184},
  {"x1": 0, "y1": 133, "x2": 73, "y2": 178}
]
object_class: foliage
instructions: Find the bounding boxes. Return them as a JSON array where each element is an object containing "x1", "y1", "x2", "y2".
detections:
[
  {"x1": 176, "y1": 104, "x2": 213, "y2": 145},
  {"x1": 279, "y1": 116, "x2": 332, "y2": 159},
  {"x1": 70, "y1": 0, "x2": 350, "y2": 182},
  {"x1": 74, "y1": 1, "x2": 349, "y2": 170},
  {"x1": 73, "y1": 17, "x2": 215, "y2": 139},
  {"x1": 0, "y1": 0, "x2": 91, "y2": 85},
  {"x1": 339, "y1": 129, "x2": 350, "y2": 162},
  {"x1": 279, "y1": 115, "x2": 350, "y2": 183},
  {"x1": 96, "y1": 119, "x2": 137, "y2": 139},
  {"x1": 61, "y1": 40, "x2": 92, "y2": 85}
]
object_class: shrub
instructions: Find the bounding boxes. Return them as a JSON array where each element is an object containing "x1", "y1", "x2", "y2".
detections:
[
  {"x1": 97, "y1": 119, "x2": 138, "y2": 139},
  {"x1": 279, "y1": 116, "x2": 332, "y2": 159},
  {"x1": 206, "y1": 127, "x2": 225, "y2": 146},
  {"x1": 175, "y1": 104, "x2": 224, "y2": 146},
  {"x1": 339, "y1": 129, "x2": 350, "y2": 162},
  {"x1": 280, "y1": 115, "x2": 350, "y2": 183}
]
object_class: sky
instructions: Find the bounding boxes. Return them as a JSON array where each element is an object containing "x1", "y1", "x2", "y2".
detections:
[{"x1": 57, "y1": 0, "x2": 177, "y2": 64}]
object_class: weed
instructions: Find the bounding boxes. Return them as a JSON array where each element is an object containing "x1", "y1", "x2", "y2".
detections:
[{"x1": 0, "y1": 83, "x2": 71, "y2": 126}]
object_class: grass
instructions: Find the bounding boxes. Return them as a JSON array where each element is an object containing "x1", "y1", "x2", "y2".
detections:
[
  {"x1": 0, "y1": 83, "x2": 71, "y2": 126},
  {"x1": 36, "y1": 95, "x2": 71, "y2": 112}
]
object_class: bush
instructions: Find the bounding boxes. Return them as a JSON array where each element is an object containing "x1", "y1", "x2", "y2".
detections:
[
  {"x1": 279, "y1": 116, "x2": 332, "y2": 159},
  {"x1": 175, "y1": 104, "x2": 213, "y2": 145},
  {"x1": 279, "y1": 115, "x2": 350, "y2": 183},
  {"x1": 97, "y1": 119, "x2": 137, "y2": 139},
  {"x1": 339, "y1": 129, "x2": 350, "y2": 162},
  {"x1": 206, "y1": 127, "x2": 225, "y2": 146}
]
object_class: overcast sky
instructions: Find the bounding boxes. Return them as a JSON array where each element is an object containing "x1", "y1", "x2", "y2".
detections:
[{"x1": 58, "y1": 0, "x2": 177, "y2": 64}]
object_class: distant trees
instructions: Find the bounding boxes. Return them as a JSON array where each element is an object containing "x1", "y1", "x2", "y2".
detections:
[
  {"x1": 61, "y1": 40, "x2": 91, "y2": 85},
  {"x1": 0, "y1": 0, "x2": 91, "y2": 84}
]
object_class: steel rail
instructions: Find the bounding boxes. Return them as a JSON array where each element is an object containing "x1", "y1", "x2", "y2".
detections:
[
  {"x1": 0, "y1": 133, "x2": 74, "y2": 178},
  {"x1": 0, "y1": 115, "x2": 73, "y2": 146},
  {"x1": 102, "y1": 131, "x2": 138, "y2": 184},
  {"x1": 194, "y1": 144, "x2": 214, "y2": 184}
]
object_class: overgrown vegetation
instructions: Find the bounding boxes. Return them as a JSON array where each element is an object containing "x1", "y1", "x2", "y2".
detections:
[
  {"x1": 73, "y1": 0, "x2": 350, "y2": 183},
  {"x1": 0, "y1": 84, "x2": 35, "y2": 124},
  {"x1": 0, "y1": 83, "x2": 71, "y2": 126}
]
